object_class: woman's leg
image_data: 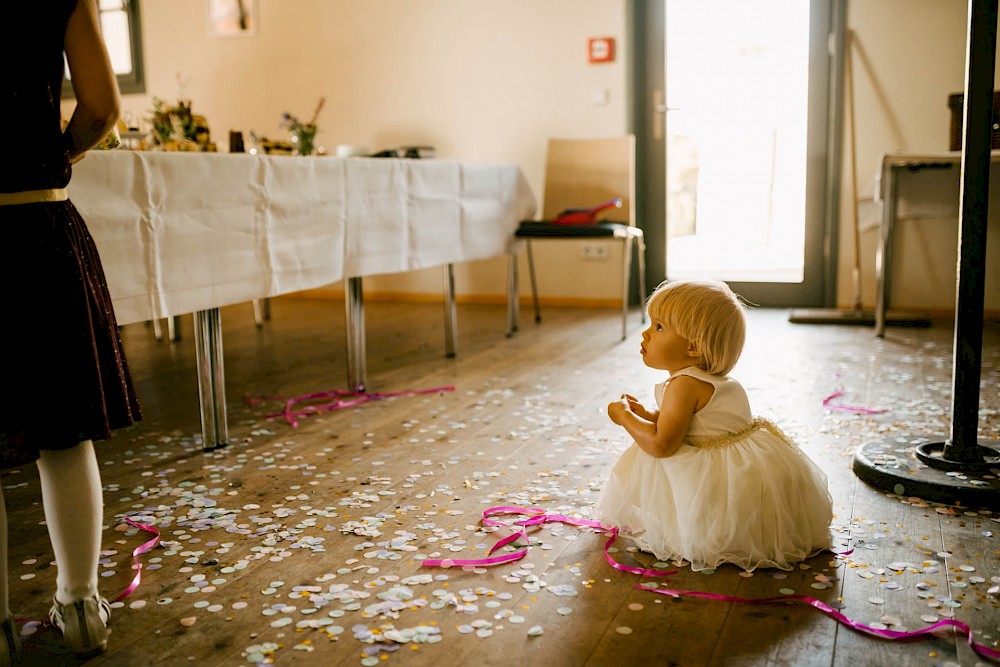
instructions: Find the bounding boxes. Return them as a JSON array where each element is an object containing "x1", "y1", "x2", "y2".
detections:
[
  {"x1": 37, "y1": 440, "x2": 109, "y2": 656},
  {"x1": 36, "y1": 441, "x2": 103, "y2": 605}
]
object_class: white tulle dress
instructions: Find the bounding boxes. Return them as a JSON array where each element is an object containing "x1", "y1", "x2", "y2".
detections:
[{"x1": 594, "y1": 367, "x2": 833, "y2": 572}]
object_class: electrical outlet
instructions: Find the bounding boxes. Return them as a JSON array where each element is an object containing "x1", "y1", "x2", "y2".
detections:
[{"x1": 580, "y1": 243, "x2": 609, "y2": 260}]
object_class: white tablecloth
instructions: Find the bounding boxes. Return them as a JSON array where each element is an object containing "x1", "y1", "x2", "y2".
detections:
[{"x1": 69, "y1": 151, "x2": 536, "y2": 325}]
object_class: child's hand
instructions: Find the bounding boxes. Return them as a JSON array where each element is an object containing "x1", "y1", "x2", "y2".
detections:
[
  {"x1": 622, "y1": 394, "x2": 655, "y2": 421},
  {"x1": 607, "y1": 397, "x2": 631, "y2": 425}
]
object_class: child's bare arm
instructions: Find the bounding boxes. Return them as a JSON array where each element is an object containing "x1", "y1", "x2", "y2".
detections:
[{"x1": 608, "y1": 376, "x2": 710, "y2": 458}]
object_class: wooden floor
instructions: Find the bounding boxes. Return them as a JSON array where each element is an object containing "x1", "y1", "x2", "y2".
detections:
[{"x1": 3, "y1": 297, "x2": 998, "y2": 666}]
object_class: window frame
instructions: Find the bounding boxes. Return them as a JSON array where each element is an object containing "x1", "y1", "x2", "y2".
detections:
[{"x1": 63, "y1": 0, "x2": 145, "y2": 98}]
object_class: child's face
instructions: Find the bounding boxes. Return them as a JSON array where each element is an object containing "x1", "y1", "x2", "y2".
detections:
[{"x1": 639, "y1": 317, "x2": 699, "y2": 372}]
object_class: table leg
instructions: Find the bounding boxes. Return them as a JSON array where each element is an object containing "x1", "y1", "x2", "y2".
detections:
[
  {"x1": 194, "y1": 308, "x2": 228, "y2": 450},
  {"x1": 621, "y1": 236, "x2": 632, "y2": 341},
  {"x1": 345, "y1": 276, "x2": 367, "y2": 392},
  {"x1": 506, "y1": 248, "x2": 519, "y2": 336},
  {"x1": 443, "y1": 264, "x2": 457, "y2": 358},
  {"x1": 874, "y1": 164, "x2": 897, "y2": 338},
  {"x1": 252, "y1": 298, "x2": 272, "y2": 327},
  {"x1": 167, "y1": 315, "x2": 181, "y2": 342}
]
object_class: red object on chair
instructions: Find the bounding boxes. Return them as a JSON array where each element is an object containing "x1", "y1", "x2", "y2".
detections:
[{"x1": 552, "y1": 197, "x2": 623, "y2": 225}]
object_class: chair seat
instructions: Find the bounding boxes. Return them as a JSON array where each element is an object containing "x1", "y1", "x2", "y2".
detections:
[{"x1": 515, "y1": 220, "x2": 639, "y2": 238}]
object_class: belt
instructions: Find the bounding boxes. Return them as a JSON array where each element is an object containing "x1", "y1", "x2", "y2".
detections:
[{"x1": 0, "y1": 188, "x2": 69, "y2": 206}]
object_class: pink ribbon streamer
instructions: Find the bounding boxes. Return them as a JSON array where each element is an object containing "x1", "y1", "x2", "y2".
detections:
[
  {"x1": 823, "y1": 373, "x2": 887, "y2": 414},
  {"x1": 248, "y1": 386, "x2": 455, "y2": 428},
  {"x1": 111, "y1": 517, "x2": 161, "y2": 602},
  {"x1": 421, "y1": 505, "x2": 677, "y2": 577},
  {"x1": 422, "y1": 505, "x2": 997, "y2": 662},
  {"x1": 636, "y1": 584, "x2": 1000, "y2": 662}
]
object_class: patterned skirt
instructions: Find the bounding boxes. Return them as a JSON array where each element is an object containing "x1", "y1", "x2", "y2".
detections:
[{"x1": 0, "y1": 198, "x2": 141, "y2": 468}]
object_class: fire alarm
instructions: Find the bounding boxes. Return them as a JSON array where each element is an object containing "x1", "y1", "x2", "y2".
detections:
[{"x1": 588, "y1": 37, "x2": 615, "y2": 64}]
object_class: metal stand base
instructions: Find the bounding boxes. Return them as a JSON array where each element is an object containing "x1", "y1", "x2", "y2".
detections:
[{"x1": 853, "y1": 439, "x2": 1000, "y2": 507}]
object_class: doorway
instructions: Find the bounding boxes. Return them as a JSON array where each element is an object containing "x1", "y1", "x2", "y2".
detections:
[{"x1": 630, "y1": 0, "x2": 837, "y2": 307}]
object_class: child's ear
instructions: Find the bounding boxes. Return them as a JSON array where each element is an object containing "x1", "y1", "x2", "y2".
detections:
[{"x1": 686, "y1": 341, "x2": 700, "y2": 358}]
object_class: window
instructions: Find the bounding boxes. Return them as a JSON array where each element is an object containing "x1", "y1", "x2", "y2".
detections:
[{"x1": 64, "y1": 0, "x2": 144, "y2": 96}]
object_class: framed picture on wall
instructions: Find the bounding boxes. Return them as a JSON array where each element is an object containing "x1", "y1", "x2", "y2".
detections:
[{"x1": 208, "y1": 0, "x2": 256, "y2": 37}]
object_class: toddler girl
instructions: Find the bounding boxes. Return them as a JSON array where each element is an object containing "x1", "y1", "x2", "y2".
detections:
[{"x1": 595, "y1": 279, "x2": 833, "y2": 571}]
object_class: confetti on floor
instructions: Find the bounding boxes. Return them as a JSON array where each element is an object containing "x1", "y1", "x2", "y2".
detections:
[{"x1": 6, "y1": 307, "x2": 998, "y2": 665}]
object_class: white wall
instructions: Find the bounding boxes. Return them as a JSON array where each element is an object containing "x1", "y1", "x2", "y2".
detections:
[
  {"x1": 845, "y1": 0, "x2": 1000, "y2": 312},
  {"x1": 71, "y1": 0, "x2": 1000, "y2": 312},
  {"x1": 109, "y1": 0, "x2": 630, "y2": 304}
]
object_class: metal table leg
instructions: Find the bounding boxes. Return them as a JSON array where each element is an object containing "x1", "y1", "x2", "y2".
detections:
[
  {"x1": 252, "y1": 298, "x2": 272, "y2": 327},
  {"x1": 443, "y1": 264, "x2": 457, "y2": 358},
  {"x1": 506, "y1": 248, "x2": 520, "y2": 336},
  {"x1": 874, "y1": 163, "x2": 897, "y2": 338},
  {"x1": 637, "y1": 233, "x2": 648, "y2": 324},
  {"x1": 194, "y1": 308, "x2": 228, "y2": 450},
  {"x1": 620, "y1": 236, "x2": 633, "y2": 341},
  {"x1": 345, "y1": 276, "x2": 367, "y2": 392},
  {"x1": 167, "y1": 315, "x2": 181, "y2": 342}
]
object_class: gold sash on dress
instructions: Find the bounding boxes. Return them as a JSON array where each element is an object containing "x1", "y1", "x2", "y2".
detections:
[
  {"x1": 0, "y1": 188, "x2": 69, "y2": 206},
  {"x1": 683, "y1": 417, "x2": 795, "y2": 449}
]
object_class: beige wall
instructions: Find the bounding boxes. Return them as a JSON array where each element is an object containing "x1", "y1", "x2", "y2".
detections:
[
  {"x1": 846, "y1": 0, "x2": 1000, "y2": 312},
  {"x1": 73, "y1": 1, "x2": 1000, "y2": 311},
  {"x1": 106, "y1": 0, "x2": 629, "y2": 304}
]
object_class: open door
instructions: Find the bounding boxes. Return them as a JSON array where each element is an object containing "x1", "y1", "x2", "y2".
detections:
[{"x1": 630, "y1": 0, "x2": 836, "y2": 307}]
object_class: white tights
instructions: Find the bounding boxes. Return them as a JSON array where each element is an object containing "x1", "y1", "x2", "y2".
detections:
[{"x1": 0, "y1": 440, "x2": 104, "y2": 619}]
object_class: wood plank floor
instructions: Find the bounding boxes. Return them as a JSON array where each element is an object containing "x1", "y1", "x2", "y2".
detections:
[{"x1": 3, "y1": 297, "x2": 998, "y2": 666}]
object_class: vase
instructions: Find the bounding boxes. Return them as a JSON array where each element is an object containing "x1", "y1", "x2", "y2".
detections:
[{"x1": 292, "y1": 126, "x2": 317, "y2": 156}]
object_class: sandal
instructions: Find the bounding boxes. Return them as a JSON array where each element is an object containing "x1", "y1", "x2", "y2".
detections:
[
  {"x1": 0, "y1": 617, "x2": 23, "y2": 667},
  {"x1": 48, "y1": 595, "x2": 110, "y2": 657}
]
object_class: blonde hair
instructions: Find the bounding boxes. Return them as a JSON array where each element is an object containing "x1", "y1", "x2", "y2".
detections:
[{"x1": 646, "y1": 279, "x2": 747, "y2": 376}]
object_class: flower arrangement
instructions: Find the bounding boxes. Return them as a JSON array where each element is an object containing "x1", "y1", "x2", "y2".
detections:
[
  {"x1": 147, "y1": 97, "x2": 214, "y2": 151},
  {"x1": 280, "y1": 97, "x2": 325, "y2": 156},
  {"x1": 97, "y1": 123, "x2": 122, "y2": 150}
]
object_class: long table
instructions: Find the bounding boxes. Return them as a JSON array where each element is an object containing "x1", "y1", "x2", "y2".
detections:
[{"x1": 69, "y1": 151, "x2": 536, "y2": 447}]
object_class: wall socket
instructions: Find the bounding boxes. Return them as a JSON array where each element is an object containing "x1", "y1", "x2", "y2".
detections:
[{"x1": 580, "y1": 242, "x2": 609, "y2": 260}]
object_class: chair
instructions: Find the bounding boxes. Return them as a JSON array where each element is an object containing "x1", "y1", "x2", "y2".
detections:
[{"x1": 506, "y1": 136, "x2": 647, "y2": 340}]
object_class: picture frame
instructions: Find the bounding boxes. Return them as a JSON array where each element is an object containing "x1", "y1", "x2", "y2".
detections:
[{"x1": 208, "y1": 0, "x2": 257, "y2": 37}]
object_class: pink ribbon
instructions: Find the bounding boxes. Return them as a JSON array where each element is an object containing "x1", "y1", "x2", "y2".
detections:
[
  {"x1": 822, "y1": 373, "x2": 887, "y2": 414},
  {"x1": 421, "y1": 505, "x2": 677, "y2": 577},
  {"x1": 636, "y1": 584, "x2": 1000, "y2": 662},
  {"x1": 422, "y1": 505, "x2": 998, "y2": 662},
  {"x1": 248, "y1": 386, "x2": 455, "y2": 428},
  {"x1": 111, "y1": 517, "x2": 161, "y2": 602}
]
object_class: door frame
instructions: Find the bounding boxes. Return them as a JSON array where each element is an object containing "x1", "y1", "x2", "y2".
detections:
[{"x1": 627, "y1": 0, "x2": 844, "y2": 308}]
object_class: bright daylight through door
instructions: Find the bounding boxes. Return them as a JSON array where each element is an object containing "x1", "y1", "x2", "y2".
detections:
[{"x1": 666, "y1": 1, "x2": 809, "y2": 283}]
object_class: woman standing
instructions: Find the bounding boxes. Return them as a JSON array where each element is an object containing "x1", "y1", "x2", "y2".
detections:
[{"x1": 0, "y1": 0, "x2": 142, "y2": 661}]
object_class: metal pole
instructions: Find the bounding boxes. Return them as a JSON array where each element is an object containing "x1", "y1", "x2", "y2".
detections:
[
  {"x1": 443, "y1": 264, "x2": 457, "y2": 358},
  {"x1": 854, "y1": 0, "x2": 1000, "y2": 505},
  {"x1": 194, "y1": 308, "x2": 228, "y2": 450},
  {"x1": 944, "y1": 0, "x2": 996, "y2": 463},
  {"x1": 874, "y1": 162, "x2": 897, "y2": 338},
  {"x1": 345, "y1": 276, "x2": 367, "y2": 393}
]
